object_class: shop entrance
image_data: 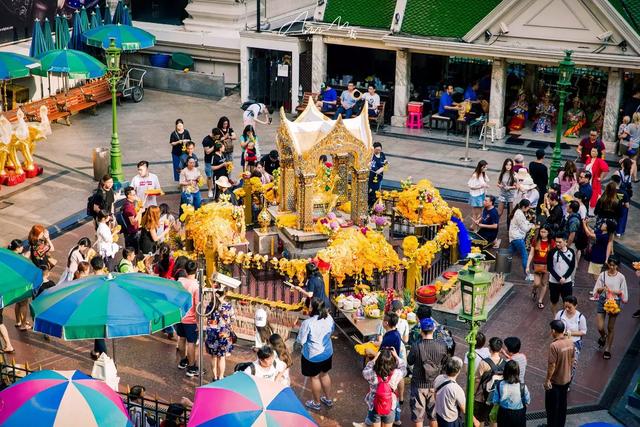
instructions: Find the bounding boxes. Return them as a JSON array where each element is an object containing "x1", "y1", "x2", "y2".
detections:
[{"x1": 248, "y1": 48, "x2": 292, "y2": 112}]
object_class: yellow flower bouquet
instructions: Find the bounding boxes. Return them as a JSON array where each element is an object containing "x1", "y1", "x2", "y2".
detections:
[{"x1": 395, "y1": 179, "x2": 453, "y2": 225}]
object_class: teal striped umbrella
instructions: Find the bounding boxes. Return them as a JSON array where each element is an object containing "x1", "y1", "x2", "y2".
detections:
[
  {"x1": 122, "y1": 5, "x2": 132, "y2": 26},
  {"x1": 33, "y1": 49, "x2": 106, "y2": 79},
  {"x1": 90, "y1": 11, "x2": 101, "y2": 29},
  {"x1": 112, "y1": 1, "x2": 125, "y2": 25},
  {"x1": 43, "y1": 18, "x2": 54, "y2": 52},
  {"x1": 83, "y1": 24, "x2": 155, "y2": 51},
  {"x1": 29, "y1": 19, "x2": 47, "y2": 58},
  {"x1": 0, "y1": 53, "x2": 40, "y2": 80},
  {"x1": 54, "y1": 15, "x2": 70, "y2": 50},
  {"x1": 67, "y1": 10, "x2": 83, "y2": 50},
  {"x1": 30, "y1": 273, "x2": 192, "y2": 339},
  {"x1": 103, "y1": 4, "x2": 112, "y2": 25},
  {"x1": 80, "y1": 6, "x2": 90, "y2": 32},
  {"x1": 0, "y1": 248, "x2": 43, "y2": 308}
]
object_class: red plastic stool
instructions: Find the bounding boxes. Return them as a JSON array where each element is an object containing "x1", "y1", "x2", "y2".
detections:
[{"x1": 406, "y1": 111, "x2": 422, "y2": 129}]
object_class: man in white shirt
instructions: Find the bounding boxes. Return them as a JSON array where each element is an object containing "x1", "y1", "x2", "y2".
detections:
[
  {"x1": 244, "y1": 345, "x2": 285, "y2": 382},
  {"x1": 434, "y1": 357, "x2": 477, "y2": 426},
  {"x1": 130, "y1": 161, "x2": 161, "y2": 208},
  {"x1": 362, "y1": 84, "x2": 380, "y2": 117}
]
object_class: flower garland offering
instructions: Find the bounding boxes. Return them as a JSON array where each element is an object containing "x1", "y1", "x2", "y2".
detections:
[
  {"x1": 180, "y1": 201, "x2": 246, "y2": 253},
  {"x1": 394, "y1": 178, "x2": 455, "y2": 225},
  {"x1": 401, "y1": 221, "x2": 459, "y2": 269},
  {"x1": 275, "y1": 213, "x2": 298, "y2": 228},
  {"x1": 603, "y1": 297, "x2": 621, "y2": 314},
  {"x1": 315, "y1": 212, "x2": 341, "y2": 235},
  {"x1": 632, "y1": 261, "x2": 640, "y2": 270},
  {"x1": 316, "y1": 227, "x2": 402, "y2": 285}
]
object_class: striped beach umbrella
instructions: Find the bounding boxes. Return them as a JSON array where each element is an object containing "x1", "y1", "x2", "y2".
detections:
[
  {"x1": 43, "y1": 18, "x2": 54, "y2": 51},
  {"x1": 83, "y1": 24, "x2": 155, "y2": 51},
  {"x1": 33, "y1": 49, "x2": 106, "y2": 79},
  {"x1": 188, "y1": 372, "x2": 318, "y2": 427},
  {"x1": 80, "y1": 6, "x2": 90, "y2": 32},
  {"x1": 30, "y1": 273, "x2": 191, "y2": 339},
  {"x1": 67, "y1": 11, "x2": 84, "y2": 50},
  {"x1": 0, "y1": 53, "x2": 40, "y2": 80},
  {"x1": 29, "y1": 19, "x2": 47, "y2": 58},
  {"x1": 0, "y1": 370, "x2": 132, "y2": 426},
  {"x1": 0, "y1": 248, "x2": 43, "y2": 308}
]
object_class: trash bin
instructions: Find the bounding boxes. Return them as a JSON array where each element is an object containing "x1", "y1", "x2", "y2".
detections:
[
  {"x1": 93, "y1": 147, "x2": 110, "y2": 181},
  {"x1": 495, "y1": 248, "x2": 512, "y2": 275}
]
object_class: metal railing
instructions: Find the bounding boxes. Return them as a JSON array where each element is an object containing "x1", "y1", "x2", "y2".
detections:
[{"x1": 0, "y1": 362, "x2": 190, "y2": 425}]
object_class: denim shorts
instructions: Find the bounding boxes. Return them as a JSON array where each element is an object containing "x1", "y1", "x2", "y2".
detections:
[
  {"x1": 469, "y1": 193, "x2": 485, "y2": 207},
  {"x1": 366, "y1": 408, "x2": 395, "y2": 424},
  {"x1": 204, "y1": 162, "x2": 212, "y2": 178}
]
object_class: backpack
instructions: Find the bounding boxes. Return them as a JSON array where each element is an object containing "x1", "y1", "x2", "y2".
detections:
[
  {"x1": 240, "y1": 101, "x2": 254, "y2": 111},
  {"x1": 373, "y1": 375, "x2": 394, "y2": 415},
  {"x1": 619, "y1": 171, "x2": 633, "y2": 199},
  {"x1": 419, "y1": 340, "x2": 447, "y2": 383},
  {"x1": 233, "y1": 360, "x2": 277, "y2": 376},
  {"x1": 493, "y1": 380, "x2": 527, "y2": 408},
  {"x1": 86, "y1": 189, "x2": 99, "y2": 216},
  {"x1": 477, "y1": 357, "x2": 506, "y2": 402}
]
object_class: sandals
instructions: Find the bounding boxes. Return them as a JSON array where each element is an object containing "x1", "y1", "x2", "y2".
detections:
[
  {"x1": 603, "y1": 351, "x2": 611, "y2": 360},
  {"x1": 1, "y1": 347, "x2": 14, "y2": 354},
  {"x1": 537, "y1": 302, "x2": 545, "y2": 310},
  {"x1": 19, "y1": 324, "x2": 32, "y2": 331}
]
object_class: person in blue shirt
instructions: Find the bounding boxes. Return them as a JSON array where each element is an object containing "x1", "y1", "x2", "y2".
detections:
[
  {"x1": 464, "y1": 81, "x2": 479, "y2": 101},
  {"x1": 334, "y1": 82, "x2": 357, "y2": 119},
  {"x1": 379, "y1": 312, "x2": 402, "y2": 356},
  {"x1": 316, "y1": 83, "x2": 338, "y2": 112},
  {"x1": 295, "y1": 262, "x2": 330, "y2": 308},
  {"x1": 438, "y1": 84, "x2": 459, "y2": 120},
  {"x1": 368, "y1": 142, "x2": 388, "y2": 206},
  {"x1": 578, "y1": 171, "x2": 593, "y2": 203},
  {"x1": 296, "y1": 298, "x2": 335, "y2": 411},
  {"x1": 474, "y1": 195, "x2": 500, "y2": 243}
]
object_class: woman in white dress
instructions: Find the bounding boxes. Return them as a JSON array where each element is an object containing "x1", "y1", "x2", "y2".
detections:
[
  {"x1": 58, "y1": 238, "x2": 92, "y2": 283},
  {"x1": 95, "y1": 210, "x2": 119, "y2": 270}
]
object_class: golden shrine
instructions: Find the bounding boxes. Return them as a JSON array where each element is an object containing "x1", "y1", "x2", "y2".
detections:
[{"x1": 275, "y1": 100, "x2": 373, "y2": 231}]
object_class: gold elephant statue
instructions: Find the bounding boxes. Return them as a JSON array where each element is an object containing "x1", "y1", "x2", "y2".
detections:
[
  {"x1": 8, "y1": 109, "x2": 46, "y2": 174},
  {"x1": 0, "y1": 115, "x2": 20, "y2": 177}
]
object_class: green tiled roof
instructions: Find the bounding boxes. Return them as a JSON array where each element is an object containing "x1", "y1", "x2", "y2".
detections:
[
  {"x1": 401, "y1": 0, "x2": 502, "y2": 38},
  {"x1": 608, "y1": 0, "x2": 640, "y2": 34},
  {"x1": 323, "y1": 0, "x2": 397, "y2": 30}
]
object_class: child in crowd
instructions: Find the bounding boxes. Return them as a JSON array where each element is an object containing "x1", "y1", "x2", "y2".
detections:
[
  {"x1": 254, "y1": 308, "x2": 274, "y2": 351},
  {"x1": 36, "y1": 264, "x2": 56, "y2": 298},
  {"x1": 269, "y1": 333, "x2": 293, "y2": 386},
  {"x1": 244, "y1": 345, "x2": 286, "y2": 382},
  {"x1": 244, "y1": 141, "x2": 258, "y2": 172},
  {"x1": 90, "y1": 256, "x2": 107, "y2": 275},
  {"x1": 501, "y1": 336, "x2": 527, "y2": 383},
  {"x1": 158, "y1": 204, "x2": 177, "y2": 243},
  {"x1": 370, "y1": 312, "x2": 402, "y2": 357}
]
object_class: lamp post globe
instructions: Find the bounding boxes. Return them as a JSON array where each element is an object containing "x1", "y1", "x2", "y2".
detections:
[
  {"x1": 105, "y1": 37, "x2": 124, "y2": 184},
  {"x1": 458, "y1": 257, "x2": 492, "y2": 427},
  {"x1": 549, "y1": 50, "x2": 575, "y2": 185}
]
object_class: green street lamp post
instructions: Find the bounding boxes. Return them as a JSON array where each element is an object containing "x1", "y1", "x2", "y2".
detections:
[
  {"x1": 105, "y1": 38, "x2": 124, "y2": 184},
  {"x1": 549, "y1": 50, "x2": 576, "y2": 185},
  {"x1": 458, "y1": 258, "x2": 492, "y2": 427}
]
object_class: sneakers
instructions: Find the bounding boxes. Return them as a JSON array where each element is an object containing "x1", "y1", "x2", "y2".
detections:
[
  {"x1": 633, "y1": 309, "x2": 640, "y2": 318},
  {"x1": 208, "y1": 190, "x2": 213, "y2": 198},
  {"x1": 186, "y1": 365, "x2": 200, "y2": 377},
  {"x1": 305, "y1": 400, "x2": 322, "y2": 411},
  {"x1": 320, "y1": 396, "x2": 334, "y2": 407},
  {"x1": 178, "y1": 358, "x2": 188, "y2": 369}
]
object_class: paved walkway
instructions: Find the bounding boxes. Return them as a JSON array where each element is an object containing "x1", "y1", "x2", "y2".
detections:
[{"x1": 0, "y1": 89, "x2": 638, "y2": 426}]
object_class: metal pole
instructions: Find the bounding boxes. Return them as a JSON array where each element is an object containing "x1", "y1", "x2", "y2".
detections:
[
  {"x1": 480, "y1": 118, "x2": 489, "y2": 151},
  {"x1": 197, "y1": 266, "x2": 205, "y2": 386},
  {"x1": 256, "y1": 0, "x2": 261, "y2": 33},
  {"x1": 109, "y1": 55, "x2": 124, "y2": 183},
  {"x1": 459, "y1": 120, "x2": 472, "y2": 162},
  {"x1": 549, "y1": 88, "x2": 566, "y2": 185},
  {"x1": 465, "y1": 323, "x2": 479, "y2": 427}
]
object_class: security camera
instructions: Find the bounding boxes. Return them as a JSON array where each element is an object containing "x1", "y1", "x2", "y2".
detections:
[
  {"x1": 499, "y1": 22, "x2": 509, "y2": 34},
  {"x1": 484, "y1": 30, "x2": 492, "y2": 41},
  {"x1": 597, "y1": 30, "x2": 613, "y2": 41}
]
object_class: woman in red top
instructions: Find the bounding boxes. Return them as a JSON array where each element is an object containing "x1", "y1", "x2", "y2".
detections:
[
  {"x1": 526, "y1": 226, "x2": 554, "y2": 310},
  {"x1": 585, "y1": 147, "x2": 609, "y2": 210}
]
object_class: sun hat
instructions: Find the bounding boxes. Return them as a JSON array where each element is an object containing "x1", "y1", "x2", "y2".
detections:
[{"x1": 215, "y1": 176, "x2": 232, "y2": 188}]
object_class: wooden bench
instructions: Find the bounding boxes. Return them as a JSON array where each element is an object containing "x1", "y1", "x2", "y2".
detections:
[
  {"x1": 82, "y1": 79, "x2": 116, "y2": 105},
  {"x1": 44, "y1": 96, "x2": 71, "y2": 125},
  {"x1": 296, "y1": 92, "x2": 318, "y2": 115},
  {"x1": 429, "y1": 113, "x2": 453, "y2": 134},
  {"x1": 2, "y1": 107, "x2": 21, "y2": 123},
  {"x1": 22, "y1": 99, "x2": 48, "y2": 122},
  {"x1": 57, "y1": 88, "x2": 97, "y2": 117}
]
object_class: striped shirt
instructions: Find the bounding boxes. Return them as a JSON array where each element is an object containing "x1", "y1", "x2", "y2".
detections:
[{"x1": 408, "y1": 337, "x2": 448, "y2": 388}]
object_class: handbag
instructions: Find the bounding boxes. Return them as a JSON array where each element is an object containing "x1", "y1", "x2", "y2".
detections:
[{"x1": 230, "y1": 331, "x2": 238, "y2": 344}]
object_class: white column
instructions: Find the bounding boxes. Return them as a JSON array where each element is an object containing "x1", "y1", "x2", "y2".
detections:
[
  {"x1": 240, "y1": 45, "x2": 249, "y2": 103},
  {"x1": 391, "y1": 49, "x2": 410, "y2": 127},
  {"x1": 603, "y1": 68, "x2": 623, "y2": 153},
  {"x1": 311, "y1": 35, "x2": 327, "y2": 92},
  {"x1": 291, "y1": 46, "x2": 300, "y2": 112},
  {"x1": 489, "y1": 58, "x2": 507, "y2": 139}
]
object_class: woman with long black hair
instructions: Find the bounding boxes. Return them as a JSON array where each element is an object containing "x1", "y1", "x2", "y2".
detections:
[
  {"x1": 509, "y1": 199, "x2": 535, "y2": 278},
  {"x1": 213, "y1": 116, "x2": 237, "y2": 163},
  {"x1": 58, "y1": 237, "x2": 91, "y2": 283},
  {"x1": 497, "y1": 158, "x2": 517, "y2": 220},
  {"x1": 467, "y1": 160, "x2": 490, "y2": 227}
]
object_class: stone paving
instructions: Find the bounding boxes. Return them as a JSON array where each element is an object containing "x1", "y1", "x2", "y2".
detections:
[{"x1": 0, "y1": 89, "x2": 638, "y2": 425}]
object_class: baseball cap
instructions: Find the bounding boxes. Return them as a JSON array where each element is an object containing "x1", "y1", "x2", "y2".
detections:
[
  {"x1": 255, "y1": 308, "x2": 267, "y2": 327},
  {"x1": 420, "y1": 317, "x2": 435, "y2": 332}
]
